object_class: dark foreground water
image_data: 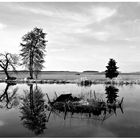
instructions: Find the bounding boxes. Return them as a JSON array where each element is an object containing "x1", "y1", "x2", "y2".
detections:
[{"x1": 0, "y1": 83, "x2": 139, "y2": 137}]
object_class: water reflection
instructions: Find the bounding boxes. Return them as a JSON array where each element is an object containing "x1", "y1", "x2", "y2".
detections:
[
  {"x1": 0, "y1": 83, "x2": 19, "y2": 109},
  {"x1": 47, "y1": 85, "x2": 124, "y2": 123},
  {"x1": 105, "y1": 85, "x2": 119, "y2": 104},
  {"x1": 105, "y1": 85, "x2": 124, "y2": 114},
  {"x1": 77, "y1": 80, "x2": 92, "y2": 87},
  {"x1": 0, "y1": 82, "x2": 127, "y2": 137},
  {"x1": 20, "y1": 84, "x2": 47, "y2": 135}
]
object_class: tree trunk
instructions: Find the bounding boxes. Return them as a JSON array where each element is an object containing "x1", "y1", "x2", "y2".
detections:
[
  {"x1": 0, "y1": 84, "x2": 10, "y2": 101},
  {"x1": 29, "y1": 84, "x2": 34, "y2": 115},
  {"x1": 4, "y1": 69, "x2": 10, "y2": 80},
  {"x1": 29, "y1": 68, "x2": 33, "y2": 79},
  {"x1": 35, "y1": 70, "x2": 39, "y2": 80},
  {"x1": 29, "y1": 51, "x2": 34, "y2": 79}
]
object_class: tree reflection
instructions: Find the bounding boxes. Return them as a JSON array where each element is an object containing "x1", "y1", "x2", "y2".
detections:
[
  {"x1": 0, "y1": 83, "x2": 19, "y2": 109},
  {"x1": 78, "y1": 80, "x2": 92, "y2": 87},
  {"x1": 20, "y1": 84, "x2": 47, "y2": 136},
  {"x1": 105, "y1": 85, "x2": 123, "y2": 115},
  {"x1": 105, "y1": 85, "x2": 119, "y2": 104}
]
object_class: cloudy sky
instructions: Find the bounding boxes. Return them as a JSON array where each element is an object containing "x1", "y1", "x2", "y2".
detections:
[{"x1": 0, "y1": 2, "x2": 140, "y2": 72}]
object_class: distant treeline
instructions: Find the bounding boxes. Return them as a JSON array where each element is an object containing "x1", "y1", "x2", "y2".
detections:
[{"x1": 0, "y1": 70, "x2": 140, "y2": 75}]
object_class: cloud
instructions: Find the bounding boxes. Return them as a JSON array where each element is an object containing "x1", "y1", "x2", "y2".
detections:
[
  {"x1": 14, "y1": 4, "x2": 85, "y2": 22},
  {"x1": 129, "y1": 45, "x2": 137, "y2": 49},
  {"x1": 13, "y1": 4, "x2": 54, "y2": 17},
  {"x1": 29, "y1": 8, "x2": 54, "y2": 16},
  {"x1": 91, "y1": 7, "x2": 117, "y2": 22},
  {"x1": 124, "y1": 37, "x2": 140, "y2": 42},
  {"x1": 91, "y1": 31, "x2": 111, "y2": 41},
  {"x1": 75, "y1": 30, "x2": 111, "y2": 41},
  {"x1": 13, "y1": 4, "x2": 117, "y2": 25},
  {"x1": 0, "y1": 23, "x2": 6, "y2": 30},
  {"x1": 49, "y1": 48, "x2": 65, "y2": 52}
]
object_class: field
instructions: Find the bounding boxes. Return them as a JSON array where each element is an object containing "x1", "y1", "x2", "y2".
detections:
[{"x1": 0, "y1": 71, "x2": 140, "y2": 81}]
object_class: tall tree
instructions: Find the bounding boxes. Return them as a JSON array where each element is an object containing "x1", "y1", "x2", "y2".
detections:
[
  {"x1": 105, "y1": 58, "x2": 119, "y2": 79},
  {"x1": 0, "y1": 53, "x2": 19, "y2": 80},
  {"x1": 20, "y1": 27, "x2": 47, "y2": 79}
]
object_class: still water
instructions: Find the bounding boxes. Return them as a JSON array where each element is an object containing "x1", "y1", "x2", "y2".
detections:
[{"x1": 0, "y1": 83, "x2": 139, "y2": 137}]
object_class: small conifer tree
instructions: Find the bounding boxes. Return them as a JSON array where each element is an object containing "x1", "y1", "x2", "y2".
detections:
[{"x1": 105, "y1": 58, "x2": 119, "y2": 79}]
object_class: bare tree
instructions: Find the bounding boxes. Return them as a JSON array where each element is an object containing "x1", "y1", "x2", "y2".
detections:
[{"x1": 0, "y1": 52, "x2": 19, "y2": 80}]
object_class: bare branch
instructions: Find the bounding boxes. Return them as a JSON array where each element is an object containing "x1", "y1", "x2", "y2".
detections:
[
  {"x1": 0, "y1": 60, "x2": 5, "y2": 69},
  {"x1": 0, "y1": 52, "x2": 20, "y2": 79}
]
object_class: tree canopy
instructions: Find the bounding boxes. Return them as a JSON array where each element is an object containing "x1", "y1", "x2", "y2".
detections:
[{"x1": 105, "y1": 58, "x2": 119, "y2": 79}]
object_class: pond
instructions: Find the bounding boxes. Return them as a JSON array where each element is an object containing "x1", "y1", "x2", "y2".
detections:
[{"x1": 0, "y1": 82, "x2": 139, "y2": 137}]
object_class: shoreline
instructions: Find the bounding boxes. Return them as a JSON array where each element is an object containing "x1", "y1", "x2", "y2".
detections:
[{"x1": 1, "y1": 79, "x2": 140, "y2": 85}]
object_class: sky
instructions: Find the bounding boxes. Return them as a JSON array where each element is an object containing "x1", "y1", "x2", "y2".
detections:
[{"x1": 0, "y1": 2, "x2": 140, "y2": 72}]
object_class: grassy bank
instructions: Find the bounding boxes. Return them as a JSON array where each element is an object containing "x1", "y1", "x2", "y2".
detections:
[
  {"x1": 0, "y1": 71, "x2": 140, "y2": 85},
  {"x1": 1, "y1": 71, "x2": 140, "y2": 80}
]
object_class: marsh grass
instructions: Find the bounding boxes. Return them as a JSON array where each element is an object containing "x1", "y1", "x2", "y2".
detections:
[{"x1": 46, "y1": 91, "x2": 124, "y2": 122}]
